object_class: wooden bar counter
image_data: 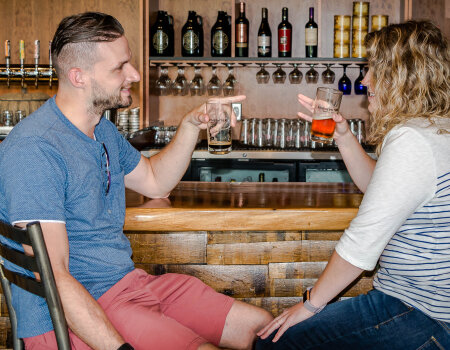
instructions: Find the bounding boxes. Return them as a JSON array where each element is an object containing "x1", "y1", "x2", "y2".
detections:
[{"x1": 124, "y1": 182, "x2": 374, "y2": 316}]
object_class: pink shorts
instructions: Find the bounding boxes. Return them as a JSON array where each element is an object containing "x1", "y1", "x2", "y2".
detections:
[{"x1": 24, "y1": 269, "x2": 234, "y2": 350}]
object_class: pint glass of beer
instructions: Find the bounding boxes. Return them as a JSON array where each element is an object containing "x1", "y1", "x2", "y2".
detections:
[
  {"x1": 310, "y1": 87, "x2": 343, "y2": 144},
  {"x1": 206, "y1": 99, "x2": 232, "y2": 154}
]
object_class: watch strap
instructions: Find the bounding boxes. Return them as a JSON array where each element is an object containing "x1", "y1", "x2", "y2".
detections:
[
  {"x1": 117, "y1": 343, "x2": 134, "y2": 350},
  {"x1": 302, "y1": 287, "x2": 325, "y2": 314},
  {"x1": 303, "y1": 299, "x2": 325, "y2": 314}
]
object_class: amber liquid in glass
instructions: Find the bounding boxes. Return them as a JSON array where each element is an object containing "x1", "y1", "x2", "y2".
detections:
[{"x1": 311, "y1": 118, "x2": 336, "y2": 143}]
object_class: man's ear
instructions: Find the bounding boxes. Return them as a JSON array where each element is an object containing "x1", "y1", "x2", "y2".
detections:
[{"x1": 67, "y1": 67, "x2": 87, "y2": 88}]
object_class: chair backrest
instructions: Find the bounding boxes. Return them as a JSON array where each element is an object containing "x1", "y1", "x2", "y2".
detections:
[{"x1": 0, "y1": 220, "x2": 70, "y2": 350}]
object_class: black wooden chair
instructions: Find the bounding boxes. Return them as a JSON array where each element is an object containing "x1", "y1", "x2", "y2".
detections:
[{"x1": 0, "y1": 220, "x2": 70, "y2": 349}]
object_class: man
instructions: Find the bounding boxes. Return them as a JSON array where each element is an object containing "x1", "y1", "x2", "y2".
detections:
[{"x1": 0, "y1": 12, "x2": 272, "y2": 350}]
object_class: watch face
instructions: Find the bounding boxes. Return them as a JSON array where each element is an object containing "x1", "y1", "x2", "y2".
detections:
[{"x1": 303, "y1": 287, "x2": 311, "y2": 302}]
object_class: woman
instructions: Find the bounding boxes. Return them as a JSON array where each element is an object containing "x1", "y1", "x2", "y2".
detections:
[{"x1": 256, "y1": 21, "x2": 450, "y2": 350}]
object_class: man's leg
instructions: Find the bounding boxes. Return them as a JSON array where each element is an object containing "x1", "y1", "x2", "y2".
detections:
[
  {"x1": 219, "y1": 300, "x2": 273, "y2": 350},
  {"x1": 151, "y1": 272, "x2": 272, "y2": 349}
]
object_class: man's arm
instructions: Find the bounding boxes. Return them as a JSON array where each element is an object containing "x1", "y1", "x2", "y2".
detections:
[
  {"x1": 125, "y1": 96, "x2": 246, "y2": 198},
  {"x1": 24, "y1": 222, "x2": 124, "y2": 350}
]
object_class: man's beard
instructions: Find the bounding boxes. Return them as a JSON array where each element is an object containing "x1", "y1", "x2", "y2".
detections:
[{"x1": 88, "y1": 79, "x2": 133, "y2": 117}]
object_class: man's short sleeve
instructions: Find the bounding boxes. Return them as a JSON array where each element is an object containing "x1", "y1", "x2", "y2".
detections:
[
  {"x1": 115, "y1": 130, "x2": 141, "y2": 175},
  {"x1": 1, "y1": 137, "x2": 66, "y2": 223}
]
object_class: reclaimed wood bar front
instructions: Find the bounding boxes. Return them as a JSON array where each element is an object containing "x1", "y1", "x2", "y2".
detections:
[{"x1": 124, "y1": 182, "x2": 374, "y2": 316}]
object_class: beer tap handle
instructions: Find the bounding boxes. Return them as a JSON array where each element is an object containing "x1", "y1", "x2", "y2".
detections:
[
  {"x1": 5, "y1": 40, "x2": 10, "y2": 62},
  {"x1": 5, "y1": 40, "x2": 10, "y2": 87},
  {"x1": 19, "y1": 40, "x2": 25, "y2": 87},
  {"x1": 48, "y1": 40, "x2": 53, "y2": 88},
  {"x1": 34, "y1": 40, "x2": 40, "y2": 62},
  {"x1": 34, "y1": 40, "x2": 40, "y2": 87},
  {"x1": 48, "y1": 40, "x2": 52, "y2": 67},
  {"x1": 19, "y1": 40, "x2": 25, "y2": 65}
]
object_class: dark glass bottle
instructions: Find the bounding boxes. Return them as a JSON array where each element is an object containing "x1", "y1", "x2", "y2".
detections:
[
  {"x1": 150, "y1": 11, "x2": 171, "y2": 56},
  {"x1": 181, "y1": 11, "x2": 203, "y2": 57},
  {"x1": 164, "y1": 12, "x2": 174, "y2": 56},
  {"x1": 338, "y1": 65, "x2": 352, "y2": 95},
  {"x1": 278, "y1": 7, "x2": 292, "y2": 57},
  {"x1": 258, "y1": 8, "x2": 272, "y2": 57},
  {"x1": 235, "y1": 2, "x2": 249, "y2": 57},
  {"x1": 211, "y1": 11, "x2": 231, "y2": 57},
  {"x1": 305, "y1": 7, "x2": 318, "y2": 58},
  {"x1": 354, "y1": 65, "x2": 367, "y2": 95}
]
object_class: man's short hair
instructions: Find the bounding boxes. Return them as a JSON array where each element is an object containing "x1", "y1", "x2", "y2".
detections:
[{"x1": 51, "y1": 12, "x2": 124, "y2": 80}]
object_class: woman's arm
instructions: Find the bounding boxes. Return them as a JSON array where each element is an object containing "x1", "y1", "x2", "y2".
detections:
[{"x1": 297, "y1": 94, "x2": 376, "y2": 193}]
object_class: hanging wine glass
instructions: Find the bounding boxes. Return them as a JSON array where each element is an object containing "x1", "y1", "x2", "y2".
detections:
[
  {"x1": 305, "y1": 64, "x2": 319, "y2": 84},
  {"x1": 207, "y1": 65, "x2": 222, "y2": 96},
  {"x1": 354, "y1": 64, "x2": 367, "y2": 95},
  {"x1": 155, "y1": 66, "x2": 172, "y2": 96},
  {"x1": 256, "y1": 64, "x2": 270, "y2": 84},
  {"x1": 189, "y1": 66, "x2": 205, "y2": 96},
  {"x1": 338, "y1": 64, "x2": 352, "y2": 95},
  {"x1": 272, "y1": 64, "x2": 286, "y2": 84},
  {"x1": 223, "y1": 65, "x2": 237, "y2": 96},
  {"x1": 171, "y1": 65, "x2": 188, "y2": 96},
  {"x1": 321, "y1": 64, "x2": 336, "y2": 84},
  {"x1": 288, "y1": 64, "x2": 303, "y2": 84}
]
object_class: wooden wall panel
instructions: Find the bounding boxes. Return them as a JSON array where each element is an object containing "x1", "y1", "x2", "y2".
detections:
[
  {"x1": 238, "y1": 296, "x2": 301, "y2": 316},
  {"x1": 126, "y1": 232, "x2": 207, "y2": 264},
  {"x1": 0, "y1": 0, "x2": 142, "y2": 112},
  {"x1": 208, "y1": 231, "x2": 303, "y2": 244},
  {"x1": 135, "y1": 263, "x2": 269, "y2": 297},
  {"x1": 270, "y1": 277, "x2": 374, "y2": 297}
]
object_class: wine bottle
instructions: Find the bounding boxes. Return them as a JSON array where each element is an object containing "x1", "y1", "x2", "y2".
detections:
[
  {"x1": 182, "y1": 11, "x2": 203, "y2": 57},
  {"x1": 278, "y1": 7, "x2": 292, "y2": 57},
  {"x1": 235, "y1": 2, "x2": 249, "y2": 57},
  {"x1": 164, "y1": 12, "x2": 174, "y2": 56},
  {"x1": 257, "y1": 8, "x2": 272, "y2": 57},
  {"x1": 150, "y1": 11, "x2": 171, "y2": 56},
  {"x1": 211, "y1": 11, "x2": 231, "y2": 57},
  {"x1": 305, "y1": 7, "x2": 318, "y2": 58}
]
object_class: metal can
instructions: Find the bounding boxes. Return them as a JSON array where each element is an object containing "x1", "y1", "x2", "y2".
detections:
[
  {"x1": 334, "y1": 15, "x2": 351, "y2": 30},
  {"x1": 334, "y1": 29, "x2": 350, "y2": 44},
  {"x1": 334, "y1": 43, "x2": 350, "y2": 58},
  {"x1": 352, "y1": 30, "x2": 368, "y2": 43},
  {"x1": 352, "y1": 16, "x2": 369, "y2": 31},
  {"x1": 371, "y1": 15, "x2": 389, "y2": 31},
  {"x1": 353, "y1": 1, "x2": 370, "y2": 17},
  {"x1": 352, "y1": 44, "x2": 367, "y2": 58}
]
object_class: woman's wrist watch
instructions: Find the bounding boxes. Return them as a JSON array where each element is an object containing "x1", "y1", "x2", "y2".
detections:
[
  {"x1": 117, "y1": 343, "x2": 134, "y2": 350},
  {"x1": 302, "y1": 287, "x2": 325, "y2": 314}
]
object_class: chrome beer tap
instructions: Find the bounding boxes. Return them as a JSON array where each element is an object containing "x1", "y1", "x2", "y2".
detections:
[{"x1": 34, "y1": 40, "x2": 40, "y2": 87}]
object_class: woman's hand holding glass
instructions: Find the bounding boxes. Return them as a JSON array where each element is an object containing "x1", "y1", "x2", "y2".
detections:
[{"x1": 297, "y1": 93, "x2": 350, "y2": 143}]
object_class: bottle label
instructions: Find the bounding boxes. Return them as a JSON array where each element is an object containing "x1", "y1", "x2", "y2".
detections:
[
  {"x1": 278, "y1": 28, "x2": 291, "y2": 52},
  {"x1": 153, "y1": 30, "x2": 169, "y2": 53},
  {"x1": 258, "y1": 36, "x2": 271, "y2": 54},
  {"x1": 236, "y1": 23, "x2": 248, "y2": 47},
  {"x1": 213, "y1": 30, "x2": 229, "y2": 51},
  {"x1": 183, "y1": 30, "x2": 199, "y2": 51},
  {"x1": 305, "y1": 28, "x2": 318, "y2": 45}
]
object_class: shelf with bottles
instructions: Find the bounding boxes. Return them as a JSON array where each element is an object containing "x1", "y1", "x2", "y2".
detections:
[{"x1": 149, "y1": 57, "x2": 366, "y2": 68}]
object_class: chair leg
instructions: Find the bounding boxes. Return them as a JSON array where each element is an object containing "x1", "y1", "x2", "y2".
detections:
[{"x1": 0, "y1": 277, "x2": 23, "y2": 350}]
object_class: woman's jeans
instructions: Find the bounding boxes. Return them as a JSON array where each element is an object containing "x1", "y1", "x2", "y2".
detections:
[{"x1": 256, "y1": 289, "x2": 449, "y2": 350}]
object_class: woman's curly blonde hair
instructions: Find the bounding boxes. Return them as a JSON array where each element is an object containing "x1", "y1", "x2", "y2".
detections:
[{"x1": 365, "y1": 21, "x2": 450, "y2": 153}]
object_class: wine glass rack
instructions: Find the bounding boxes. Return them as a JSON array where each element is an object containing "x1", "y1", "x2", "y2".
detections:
[{"x1": 149, "y1": 57, "x2": 367, "y2": 68}]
